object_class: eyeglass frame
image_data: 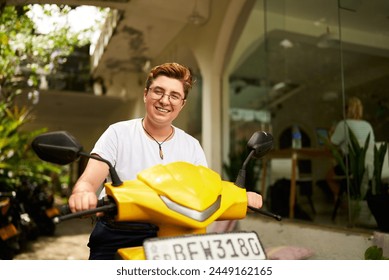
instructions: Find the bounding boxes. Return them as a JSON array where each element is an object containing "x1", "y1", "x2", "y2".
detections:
[{"x1": 147, "y1": 86, "x2": 186, "y2": 105}]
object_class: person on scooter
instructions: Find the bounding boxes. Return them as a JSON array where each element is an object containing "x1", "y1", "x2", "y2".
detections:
[{"x1": 68, "y1": 62, "x2": 264, "y2": 260}]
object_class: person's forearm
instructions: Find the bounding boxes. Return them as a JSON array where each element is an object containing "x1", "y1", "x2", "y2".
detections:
[{"x1": 72, "y1": 179, "x2": 97, "y2": 194}]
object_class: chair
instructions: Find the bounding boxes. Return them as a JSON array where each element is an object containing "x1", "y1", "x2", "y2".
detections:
[
  {"x1": 296, "y1": 159, "x2": 316, "y2": 214},
  {"x1": 277, "y1": 126, "x2": 316, "y2": 214},
  {"x1": 331, "y1": 176, "x2": 348, "y2": 221},
  {"x1": 269, "y1": 158, "x2": 316, "y2": 215},
  {"x1": 269, "y1": 158, "x2": 294, "y2": 185}
]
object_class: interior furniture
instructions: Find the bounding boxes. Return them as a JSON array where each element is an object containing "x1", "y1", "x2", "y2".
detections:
[{"x1": 261, "y1": 148, "x2": 332, "y2": 219}]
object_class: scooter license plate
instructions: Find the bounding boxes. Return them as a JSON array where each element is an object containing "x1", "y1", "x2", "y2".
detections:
[
  {"x1": 46, "y1": 207, "x2": 60, "y2": 218},
  {"x1": 0, "y1": 223, "x2": 19, "y2": 241},
  {"x1": 144, "y1": 231, "x2": 266, "y2": 260}
]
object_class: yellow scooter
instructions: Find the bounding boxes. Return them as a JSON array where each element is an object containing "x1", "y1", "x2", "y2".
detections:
[{"x1": 32, "y1": 130, "x2": 280, "y2": 260}]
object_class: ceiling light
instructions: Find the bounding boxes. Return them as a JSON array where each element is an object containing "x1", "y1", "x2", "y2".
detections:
[
  {"x1": 322, "y1": 91, "x2": 338, "y2": 101},
  {"x1": 317, "y1": 27, "x2": 339, "y2": 48},
  {"x1": 280, "y1": 39, "x2": 293, "y2": 48},
  {"x1": 188, "y1": 0, "x2": 206, "y2": 25}
]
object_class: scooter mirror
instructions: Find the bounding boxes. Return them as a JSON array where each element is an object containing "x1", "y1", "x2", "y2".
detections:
[
  {"x1": 32, "y1": 131, "x2": 83, "y2": 165},
  {"x1": 32, "y1": 131, "x2": 123, "y2": 186},
  {"x1": 235, "y1": 131, "x2": 273, "y2": 189},
  {"x1": 247, "y1": 131, "x2": 273, "y2": 159}
]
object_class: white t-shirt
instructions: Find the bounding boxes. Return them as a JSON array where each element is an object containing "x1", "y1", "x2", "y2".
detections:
[
  {"x1": 91, "y1": 118, "x2": 208, "y2": 197},
  {"x1": 331, "y1": 119, "x2": 375, "y2": 178},
  {"x1": 331, "y1": 119, "x2": 375, "y2": 152}
]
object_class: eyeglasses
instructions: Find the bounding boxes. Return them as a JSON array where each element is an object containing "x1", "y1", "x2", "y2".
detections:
[{"x1": 148, "y1": 87, "x2": 185, "y2": 105}]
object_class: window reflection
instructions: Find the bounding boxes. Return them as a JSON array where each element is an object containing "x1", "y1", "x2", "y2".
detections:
[{"x1": 227, "y1": 0, "x2": 389, "y2": 230}]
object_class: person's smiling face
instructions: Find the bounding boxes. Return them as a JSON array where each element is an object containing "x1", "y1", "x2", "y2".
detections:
[{"x1": 144, "y1": 75, "x2": 186, "y2": 127}]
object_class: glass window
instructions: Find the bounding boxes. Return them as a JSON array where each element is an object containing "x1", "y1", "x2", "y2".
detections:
[{"x1": 226, "y1": 0, "x2": 389, "y2": 230}]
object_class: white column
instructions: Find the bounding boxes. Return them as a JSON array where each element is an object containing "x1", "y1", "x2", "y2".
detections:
[{"x1": 201, "y1": 69, "x2": 222, "y2": 174}]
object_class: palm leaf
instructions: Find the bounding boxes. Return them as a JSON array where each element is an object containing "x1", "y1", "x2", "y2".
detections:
[
  {"x1": 372, "y1": 143, "x2": 388, "y2": 195},
  {"x1": 348, "y1": 128, "x2": 370, "y2": 199}
]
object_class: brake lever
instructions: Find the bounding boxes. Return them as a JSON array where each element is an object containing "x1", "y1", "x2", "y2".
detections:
[{"x1": 248, "y1": 206, "x2": 282, "y2": 221}]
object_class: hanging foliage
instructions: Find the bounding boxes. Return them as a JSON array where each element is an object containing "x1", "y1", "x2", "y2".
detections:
[{"x1": 0, "y1": 4, "x2": 103, "y2": 191}]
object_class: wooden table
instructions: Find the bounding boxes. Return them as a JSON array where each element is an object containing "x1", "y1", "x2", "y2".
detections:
[{"x1": 260, "y1": 148, "x2": 332, "y2": 219}]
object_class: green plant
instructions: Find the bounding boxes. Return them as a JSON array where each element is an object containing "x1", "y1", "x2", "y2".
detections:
[
  {"x1": 348, "y1": 128, "x2": 371, "y2": 200},
  {"x1": 364, "y1": 245, "x2": 389, "y2": 260},
  {"x1": 323, "y1": 128, "x2": 371, "y2": 200},
  {"x1": 0, "y1": 93, "x2": 62, "y2": 191},
  {"x1": 0, "y1": 5, "x2": 96, "y2": 192},
  {"x1": 371, "y1": 143, "x2": 388, "y2": 196},
  {"x1": 1, "y1": 5, "x2": 98, "y2": 91},
  {"x1": 222, "y1": 138, "x2": 261, "y2": 192}
]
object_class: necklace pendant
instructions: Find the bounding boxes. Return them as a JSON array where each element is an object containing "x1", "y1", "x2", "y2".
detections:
[
  {"x1": 159, "y1": 146, "x2": 164, "y2": 160},
  {"x1": 142, "y1": 118, "x2": 172, "y2": 161}
]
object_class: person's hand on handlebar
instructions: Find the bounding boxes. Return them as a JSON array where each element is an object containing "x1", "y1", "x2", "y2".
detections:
[
  {"x1": 246, "y1": 191, "x2": 263, "y2": 209},
  {"x1": 246, "y1": 191, "x2": 282, "y2": 221},
  {"x1": 68, "y1": 187, "x2": 98, "y2": 212},
  {"x1": 68, "y1": 158, "x2": 109, "y2": 213}
]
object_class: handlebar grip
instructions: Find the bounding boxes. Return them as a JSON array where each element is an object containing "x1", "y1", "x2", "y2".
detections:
[
  {"x1": 59, "y1": 198, "x2": 108, "y2": 215},
  {"x1": 59, "y1": 204, "x2": 71, "y2": 215},
  {"x1": 248, "y1": 206, "x2": 282, "y2": 221},
  {"x1": 53, "y1": 197, "x2": 116, "y2": 224},
  {"x1": 0, "y1": 191, "x2": 16, "y2": 198}
]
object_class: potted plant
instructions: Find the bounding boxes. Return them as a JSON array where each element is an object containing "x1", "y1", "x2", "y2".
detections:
[
  {"x1": 347, "y1": 129, "x2": 371, "y2": 201},
  {"x1": 345, "y1": 129, "x2": 372, "y2": 225},
  {"x1": 366, "y1": 142, "x2": 389, "y2": 232},
  {"x1": 324, "y1": 128, "x2": 371, "y2": 225}
]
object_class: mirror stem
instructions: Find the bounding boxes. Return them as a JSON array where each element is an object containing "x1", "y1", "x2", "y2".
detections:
[
  {"x1": 234, "y1": 150, "x2": 255, "y2": 188},
  {"x1": 242, "y1": 150, "x2": 255, "y2": 170},
  {"x1": 79, "y1": 152, "x2": 123, "y2": 186}
]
